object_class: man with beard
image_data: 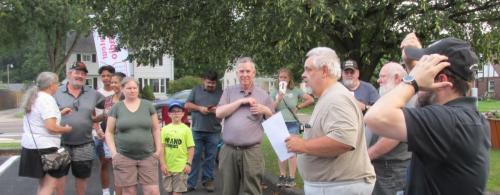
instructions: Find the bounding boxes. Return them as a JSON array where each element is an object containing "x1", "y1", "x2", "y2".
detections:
[
  {"x1": 286, "y1": 47, "x2": 375, "y2": 194},
  {"x1": 342, "y1": 59, "x2": 379, "y2": 113},
  {"x1": 185, "y1": 70, "x2": 223, "y2": 192},
  {"x1": 54, "y1": 62, "x2": 105, "y2": 195},
  {"x1": 365, "y1": 38, "x2": 490, "y2": 194},
  {"x1": 368, "y1": 62, "x2": 411, "y2": 195}
]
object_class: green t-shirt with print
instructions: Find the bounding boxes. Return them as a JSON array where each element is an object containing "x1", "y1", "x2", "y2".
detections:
[
  {"x1": 270, "y1": 87, "x2": 304, "y2": 122},
  {"x1": 161, "y1": 123, "x2": 195, "y2": 172}
]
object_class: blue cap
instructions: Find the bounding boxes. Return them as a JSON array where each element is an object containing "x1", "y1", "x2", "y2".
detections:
[{"x1": 168, "y1": 100, "x2": 184, "y2": 112}]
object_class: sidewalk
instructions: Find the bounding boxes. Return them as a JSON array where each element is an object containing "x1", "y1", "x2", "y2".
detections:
[{"x1": 0, "y1": 108, "x2": 22, "y2": 123}]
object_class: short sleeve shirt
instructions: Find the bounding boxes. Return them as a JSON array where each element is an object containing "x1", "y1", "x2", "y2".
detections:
[
  {"x1": 54, "y1": 84, "x2": 105, "y2": 145},
  {"x1": 218, "y1": 85, "x2": 273, "y2": 146},
  {"x1": 353, "y1": 81, "x2": 379, "y2": 106},
  {"x1": 403, "y1": 97, "x2": 490, "y2": 195},
  {"x1": 270, "y1": 87, "x2": 304, "y2": 122},
  {"x1": 161, "y1": 123, "x2": 195, "y2": 172},
  {"x1": 108, "y1": 99, "x2": 157, "y2": 160},
  {"x1": 187, "y1": 85, "x2": 222, "y2": 132},
  {"x1": 297, "y1": 82, "x2": 375, "y2": 182},
  {"x1": 21, "y1": 92, "x2": 62, "y2": 149}
]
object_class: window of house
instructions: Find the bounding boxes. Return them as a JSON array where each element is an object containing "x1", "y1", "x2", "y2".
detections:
[
  {"x1": 82, "y1": 54, "x2": 92, "y2": 62},
  {"x1": 151, "y1": 79, "x2": 160, "y2": 93},
  {"x1": 488, "y1": 80, "x2": 495, "y2": 92},
  {"x1": 160, "y1": 79, "x2": 165, "y2": 93},
  {"x1": 77, "y1": 54, "x2": 81, "y2": 62},
  {"x1": 92, "y1": 54, "x2": 97, "y2": 62},
  {"x1": 158, "y1": 57, "x2": 163, "y2": 66},
  {"x1": 141, "y1": 78, "x2": 165, "y2": 93}
]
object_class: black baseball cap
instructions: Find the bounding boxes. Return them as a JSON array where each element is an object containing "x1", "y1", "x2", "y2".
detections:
[
  {"x1": 404, "y1": 37, "x2": 478, "y2": 81},
  {"x1": 343, "y1": 60, "x2": 358, "y2": 71},
  {"x1": 70, "y1": 62, "x2": 88, "y2": 73}
]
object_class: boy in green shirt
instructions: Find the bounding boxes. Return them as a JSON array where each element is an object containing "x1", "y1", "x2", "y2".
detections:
[{"x1": 160, "y1": 101, "x2": 195, "y2": 195}]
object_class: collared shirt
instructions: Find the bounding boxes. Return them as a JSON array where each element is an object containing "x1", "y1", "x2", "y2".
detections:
[
  {"x1": 187, "y1": 85, "x2": 223, "y2": 132},
  {"x1": 298, "y1": 82, "x2": 375, "y2": 183},
  {"x1": 54, "y1": 84, "x2": 105, "y2": 145},
  {"x1": 218, "y1": 84, "x2": 273, "y2": 146},
  {"x1": 403, "y1": 97, "x2": 490, "y2": 195}
]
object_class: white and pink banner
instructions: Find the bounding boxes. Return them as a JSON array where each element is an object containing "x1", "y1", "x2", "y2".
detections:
[{"x1": 93, "y1": 30, "x2": 131, "y2": 75}]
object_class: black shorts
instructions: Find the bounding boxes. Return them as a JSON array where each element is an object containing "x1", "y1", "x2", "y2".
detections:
[
  {"x1": 18, "y1": 147, "x2": 66, "y2": 179},
  {"x1": 62, "y1": 160, "x2": 93, "y2": 178}
]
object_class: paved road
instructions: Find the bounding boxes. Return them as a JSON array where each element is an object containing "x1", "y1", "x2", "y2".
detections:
[
  {"x1": 0, "y1": 154, "x2": 278, "y2": 195},
  {"x1": 0, "y1": 108, "x2": 307, "y2": 194},
  {"x1": 0, "y1": 108, "x2": 23, "y2": 142}
]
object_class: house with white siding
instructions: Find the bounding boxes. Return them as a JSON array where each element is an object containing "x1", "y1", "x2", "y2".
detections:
[{"x1": 65, "y1": 33, "x2": 173, "y2": 99}]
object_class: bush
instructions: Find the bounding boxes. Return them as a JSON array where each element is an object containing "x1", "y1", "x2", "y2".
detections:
[
  {"x1": 168, "y1": 76, "x2": 203, "y2": 94},
  {"x1": 142, "y1": 85, "x2": 156, "y2": 100}
]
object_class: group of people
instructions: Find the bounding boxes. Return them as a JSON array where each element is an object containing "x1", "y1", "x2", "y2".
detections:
[{"x1": 18, "y1": 32, "x2": 490, "y2": 195}]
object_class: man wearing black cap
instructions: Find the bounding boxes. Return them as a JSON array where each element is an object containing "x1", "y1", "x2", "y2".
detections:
[
  {"x1": 341, "y1": 59, "x2": 379, "y2": 112},
  {"x1": 54, "y1": 62, "x2": 105, "y2": 195},
  {"x1": 364, "y1": 38, "x2": 490, "y2": 195}
]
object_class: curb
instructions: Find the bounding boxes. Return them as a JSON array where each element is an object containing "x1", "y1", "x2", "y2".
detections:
[
  {"x1": 261, "y1": 172, "x2": 304, "y2": 195},
  {"x1": 0, "y1": 148, "x2": 21, "y2": 156}
]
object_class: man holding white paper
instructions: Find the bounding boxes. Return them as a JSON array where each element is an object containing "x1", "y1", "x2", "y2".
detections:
[{"x1": 286, "y1": 47, "x2": 375, "y2": 195}]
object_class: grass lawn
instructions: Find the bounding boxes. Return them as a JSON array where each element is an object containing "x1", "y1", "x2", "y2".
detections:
[
  {"x1": 0, "y1": 142, "x2": 21, "y2": 149},
  {"x1": 479, "y1": 100, "x2": 500, "y2": 113},
  {"x1": 488, "y1": 150, "x2": 500, "y2": 192},
  {"x1": 261, "y1": 135, "x2": 304, "y2": 188}
]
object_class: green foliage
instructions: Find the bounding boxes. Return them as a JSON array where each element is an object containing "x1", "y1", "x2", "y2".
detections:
[
  {"x1": 167, "y1": 76, "x2": 203, "y2": 94},
  {"x1": 488, "y1": 150, "x2": 500, "y2": 192},
  {"x1": 141, "y1": 85, "x2": 156, "y2": 100},
  {"x1": 88, "y1": 0, "x2": 499, "y2": 81},
  {"x1": 0, "y1": 0, "x2": 92, "y2": 74}
]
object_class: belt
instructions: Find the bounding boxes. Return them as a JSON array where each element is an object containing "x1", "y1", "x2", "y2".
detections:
[
  {"x1": 225, "y1": 143, "x2": 259, "y2": 150},
  {"x1": 372, "y1": 159, "x2": 410, "y2": 164}
]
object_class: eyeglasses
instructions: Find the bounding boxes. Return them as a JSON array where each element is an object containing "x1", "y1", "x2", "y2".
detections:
[{"x1": 73, "y1": 99, "x2": 79, "y2": 112}]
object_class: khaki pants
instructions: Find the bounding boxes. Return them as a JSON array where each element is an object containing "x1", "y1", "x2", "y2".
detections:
[{"x1": 219, "y1": 144, "x2": 264, "y2": 195}]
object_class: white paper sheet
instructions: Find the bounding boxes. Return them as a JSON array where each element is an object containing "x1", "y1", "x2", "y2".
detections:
[{"x1": 262, "y1": 112, "x2": 294, "y2": 161}]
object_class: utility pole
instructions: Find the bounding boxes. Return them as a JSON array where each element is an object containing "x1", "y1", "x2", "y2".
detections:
[{"x1": 7, "y1": 64, "x2": 13, "y2": 87}]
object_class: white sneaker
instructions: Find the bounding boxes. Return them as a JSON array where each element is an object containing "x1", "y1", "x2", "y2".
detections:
[{"x1": 102, "y1": 189, "x2": 111, "y2": 195}]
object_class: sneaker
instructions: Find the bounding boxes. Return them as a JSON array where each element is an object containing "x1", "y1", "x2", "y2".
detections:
[
  {"x1": 285, "y1": 176, "x2": 296, "y2": 187},
  {"x1": 203, "y1": 181, "x2": 215, "y2": 192},
  {"x1": 277, "y1": 175, "x2": 286, "y2": 187}
]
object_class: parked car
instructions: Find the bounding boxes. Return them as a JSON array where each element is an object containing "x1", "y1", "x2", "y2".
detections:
[
  {"x1": 153, "y1": 89, "x2": 192, "y2": 126},
  {"x1": 153, "y1": 89, "x2": 192, "y2": 109}
]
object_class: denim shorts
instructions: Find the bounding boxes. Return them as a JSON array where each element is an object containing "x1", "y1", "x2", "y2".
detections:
[{"x1": 285, "y1": 122, "x2": 300, "y2": 135}]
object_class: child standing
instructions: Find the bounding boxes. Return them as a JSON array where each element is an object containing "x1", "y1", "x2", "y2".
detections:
[{"x1": 160, "y1": 101, "x2": 195, "y2": 195}]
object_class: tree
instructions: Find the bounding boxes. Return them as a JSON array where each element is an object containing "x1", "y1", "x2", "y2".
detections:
[
  {"x1": 141, "y1": 85, "x2": 156, "y2": 100},
  {"x1": 88, "y1": 0, "x2": 499, "y2": 81},
  {"x1": 0, "y1": 0, "x2": 92, "y2": 74}
]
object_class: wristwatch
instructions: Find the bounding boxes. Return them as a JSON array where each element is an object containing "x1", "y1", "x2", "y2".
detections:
[{"x1": 402, "y1": 75, "x2": 419, "y2": 92}]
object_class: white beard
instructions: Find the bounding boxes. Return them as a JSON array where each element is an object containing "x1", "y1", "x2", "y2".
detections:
[
  {"x1": 342, "y1": 79, "x2": 355, "y2": 89},
  {"x1": 379, "y1": 81, "x2": 397, "y2": 96}
]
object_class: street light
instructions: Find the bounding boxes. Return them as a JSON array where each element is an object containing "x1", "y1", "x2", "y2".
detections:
[{"x1": 7, "y1": 64, "x2": 13, "y2": 87}]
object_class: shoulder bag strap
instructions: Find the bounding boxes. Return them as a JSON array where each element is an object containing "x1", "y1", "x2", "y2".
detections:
[
  {"x1": 25, "y1": 114, "x2": 43, "y2": 157},
  {"x1": 281, "y1": 99, "x2": 301, "y2": 123}
]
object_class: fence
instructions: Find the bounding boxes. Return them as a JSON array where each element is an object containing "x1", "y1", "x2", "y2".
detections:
[{"x1": 0, "y1": 90, "x2": 22, "y2": 110}]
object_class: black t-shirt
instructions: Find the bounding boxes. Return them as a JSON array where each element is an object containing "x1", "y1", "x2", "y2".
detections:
[{"x1": 403, "y1": 97, "x2": 490, "y2": 195}]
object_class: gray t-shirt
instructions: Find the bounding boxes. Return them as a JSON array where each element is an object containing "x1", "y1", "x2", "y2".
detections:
[
  {"x1": 218, "y1": 85, "x2": 273, "y2": 146},
  {"x1": 55, "y1": 84, "x2": 105, "y2": 145},
  {"x1": 298, "y1": 82, "x2": 375, "y2": 183},
  {"x1": 109, "y1": 99, "x2": 156, "y2": 160},
  {"x1": 187, "y1": 85, "x2": 222, "y2": 132},
  {"x1": 354, "y1": 81, "x2": 379, "y2": 106}
]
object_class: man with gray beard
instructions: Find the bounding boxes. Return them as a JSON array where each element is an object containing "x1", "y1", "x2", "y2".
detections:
[
  {"x1": 341, "y1": 59, "x2": 379, "y2": 113},
  {"x1": 368, "y1": 62, "x2": 411, "y2": 195}
]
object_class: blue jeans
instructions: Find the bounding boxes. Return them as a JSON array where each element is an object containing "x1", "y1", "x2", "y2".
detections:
[
  {"x1": 372, "y1": 159, "x2": 409, "y2": 195},
  {"x1": 188, "y1": 131, "x2": 221, "y2": 188}
]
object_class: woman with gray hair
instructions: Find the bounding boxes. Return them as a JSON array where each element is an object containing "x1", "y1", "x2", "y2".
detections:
[{"x1": 18, "y1": 72, "x2": 72, "y2": 195}]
